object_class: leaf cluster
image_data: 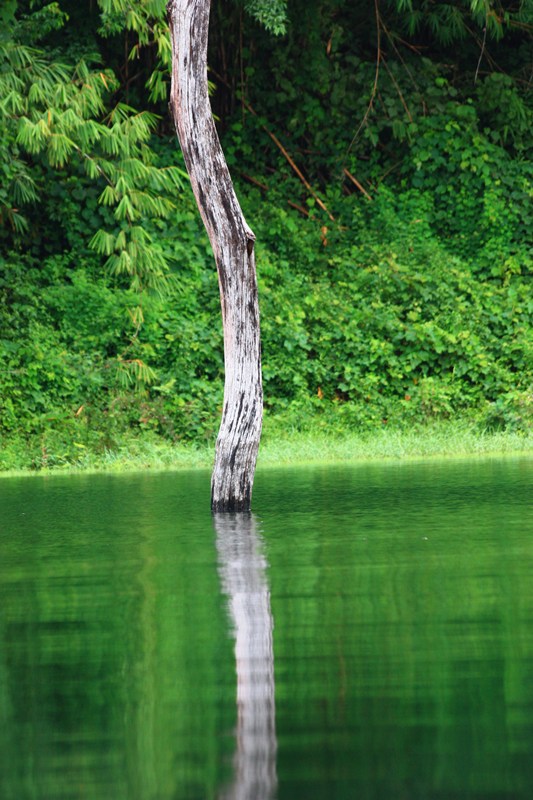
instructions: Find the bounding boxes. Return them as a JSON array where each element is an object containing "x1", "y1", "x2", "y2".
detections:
[
  {"x1": 1, "y1": 5, "x2": 188, "y2": 300},
  {"x1": 0, "y1": 0, "x2": 531, "y2": 468}
]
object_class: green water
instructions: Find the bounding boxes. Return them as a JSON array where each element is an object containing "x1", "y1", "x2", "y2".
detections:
[{"x1": 1, "y1": 457, "x2": 532, "y2": 800}]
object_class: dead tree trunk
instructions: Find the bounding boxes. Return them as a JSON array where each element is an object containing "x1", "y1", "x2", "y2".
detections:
[{"x1": 167, "y1": 0, "x2": 263, "y2": 512}]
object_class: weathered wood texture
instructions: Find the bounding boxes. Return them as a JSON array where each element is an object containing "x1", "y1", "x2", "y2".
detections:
[{"x1": 167, "y1": 0, "x2": 263, "y2": 511}]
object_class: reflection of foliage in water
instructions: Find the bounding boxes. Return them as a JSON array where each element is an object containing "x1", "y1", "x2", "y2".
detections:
[
  {"x1": 0, "y1": 461, "x2": 533, "y2": 798},
  {"x1": 0, "y1": 471, "x2": 235, "y2": 800}
]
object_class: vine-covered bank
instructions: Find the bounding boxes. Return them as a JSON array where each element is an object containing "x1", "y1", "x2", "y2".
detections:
[{"x1": 1, "y1": 0, "x2": 531, "y2": 469}]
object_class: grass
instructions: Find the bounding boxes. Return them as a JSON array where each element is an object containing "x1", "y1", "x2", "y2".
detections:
[
  {"x1": 0, "y1": 420, "x2": 531, "y2": 478},
  {"x1": 258, "y1": 424, "x2": 533, "y2": 467},
  {"x1": 0, "y1": 435, "x2": 214, "y2": 477}
]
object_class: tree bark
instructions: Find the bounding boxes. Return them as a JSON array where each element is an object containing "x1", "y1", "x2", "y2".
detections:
[{"x1": 167, "y1": 0, "x2": 263, "y2": 512}]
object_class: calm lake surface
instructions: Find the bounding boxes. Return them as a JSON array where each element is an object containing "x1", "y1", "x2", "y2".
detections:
[{"x1": 1, "y1": 457, "x2": 532, "y2": 800}]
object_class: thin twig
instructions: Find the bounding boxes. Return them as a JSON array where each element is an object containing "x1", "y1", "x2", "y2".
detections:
[
  {"x1": 381, "y1": 57, "x2": 413, "y2": 123},
  {"x1": 72, "y1": 144, "x2": 114, "y2": 187},
  {"x1": 474, "y1": 17, "x2": 489, "y2": 84},
  {"x1": 238, "y1": 171, "x2": 269, "y2": 191},
  {"x1": 345, "y1": 0, "x2": 382, "y2": 157},
  {"x1": 239, "y1": 7, "x2": 245, "y2": 125},
  {"x1": 211, "y1": 69, "x2": 335, "y2": 221},
  {"x1": 381, "y1": 21, "x2": 422, "y2": 97},
  {"x1": 256, "y1": 123, "x2": 335, "y2": 220},
  {"x1": 376, "y1": 161, "x2": 401, "y2": 185},
  {"x1": 464, "y1": 22, "x2": 500, "y2": 75},
  {"x1": 287, "y1": 200, "x2": 310, "y2": 217},
  {"x1": 238, "y1": 170, "x2": 311, "y2": 216},
  {"x1": 343, "y1": 168, "x2": 372, "y2": 201}
]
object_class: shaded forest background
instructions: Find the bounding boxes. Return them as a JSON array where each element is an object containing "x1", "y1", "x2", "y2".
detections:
[{"x1": 1, "y1": 0, "x2": 532, "y2": 469}]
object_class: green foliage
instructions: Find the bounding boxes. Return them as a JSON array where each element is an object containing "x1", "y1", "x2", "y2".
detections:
[
  {"x1": 387, "y1": 0, "x2": 533, "y2": 44},
  {"x1": 246, "y1": 185, "x2": 531, "y2": 434},
  {"x1": 96, "y1": 0, "x2": 172, "y2": 103},
  {"x1": 1, "y1": 3, "x2": 187, "y2": 297},
  {"x1": 0, "y1": 253, "x2": 155, "y2": 440},
  {"x1": 244, "y1": 0, "x2": 288, "y2": 34},
  {"x1": 403, "y1": 99, "x2": 532, "y2": 274},
  {"x1": 0, "y1": 0, "x2": 531, "y2": 469}
]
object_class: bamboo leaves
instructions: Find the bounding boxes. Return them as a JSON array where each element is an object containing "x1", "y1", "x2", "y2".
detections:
[{"x1": 1, "y1": 13, "x2": 187, "y2": 299}]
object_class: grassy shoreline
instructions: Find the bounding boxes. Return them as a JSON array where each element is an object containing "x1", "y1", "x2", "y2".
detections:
[{"x1": 1, "y1": 422, "x2": 532, "y2": 478}]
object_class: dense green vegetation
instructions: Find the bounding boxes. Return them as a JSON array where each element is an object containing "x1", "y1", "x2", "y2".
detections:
[{"x1": 1, "y1": 0, "x2": 532, "y2": 470}]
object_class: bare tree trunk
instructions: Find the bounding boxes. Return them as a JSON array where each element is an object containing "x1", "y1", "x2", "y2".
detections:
[{"x1": 167, "y1": 0, "x2": 263, "y2": 512}]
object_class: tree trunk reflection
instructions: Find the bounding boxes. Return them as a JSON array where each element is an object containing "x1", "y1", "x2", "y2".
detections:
[{"x1": 214, "y1": 513, "x2": 277, "y2": 800}]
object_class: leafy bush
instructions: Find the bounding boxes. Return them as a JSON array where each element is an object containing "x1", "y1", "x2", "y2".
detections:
[
  {"x1": 1, "y1": 0, "x2": 531, "y2": 469},
  {"x1": 245, "y1": 184, "x2": 531, "y2": 432}
]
